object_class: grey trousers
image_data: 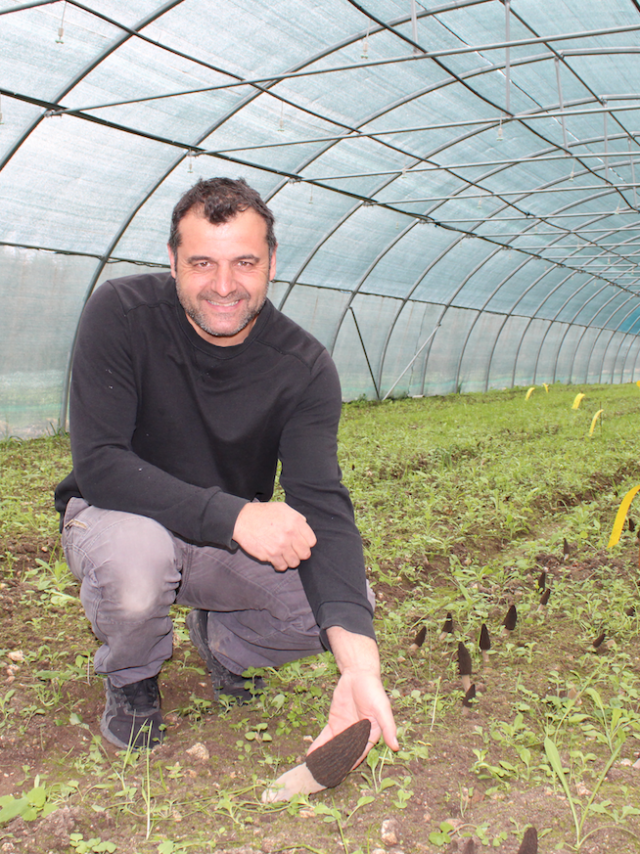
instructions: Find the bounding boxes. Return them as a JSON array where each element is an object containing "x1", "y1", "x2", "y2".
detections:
[{"x1": 61, "y1": 497, "x2": 325, "y2": 687}]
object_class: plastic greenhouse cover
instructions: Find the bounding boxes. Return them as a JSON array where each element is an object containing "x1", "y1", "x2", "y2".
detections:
[{"x1": 1, "y1": 0, "x2": 640, "y2": 436}]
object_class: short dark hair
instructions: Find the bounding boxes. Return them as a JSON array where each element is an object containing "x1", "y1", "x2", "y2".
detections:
[{"x1": 168, "y1": 177, "x2": 276, "y2": 258}]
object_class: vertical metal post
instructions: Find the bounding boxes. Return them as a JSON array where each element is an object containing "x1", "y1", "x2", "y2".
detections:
[
  {"x1": 554, "y1": 58, "x2": 569, "y2": 153},
  {"x1": 604, "y1": 101, "x2": 609, "y2": 181},
  {"x1": 630, "y1": 138, "x2": 638, "y2": 209},
  {"x1": 410, "y1": 0, "x2": 420, "y2": 54},
  {"x1": 505, "y1": 0, "x2": 511, "y2": 114}
]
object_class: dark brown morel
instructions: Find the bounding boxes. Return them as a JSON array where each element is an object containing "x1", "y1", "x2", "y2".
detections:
[
  {"x1": 412, "y1": 625, "x2": 426, "y2": 648},
  {"x1": 442, "y1": 612, "x2": 454, "y2": 634},
  {"x1": 537, "y1": 571, "x2": 546, "y2": 591},
  {"x1": 517, "y1": 826, "x2": 538, "y2": 854},
  {"x1": 458, "y1": 641, "x2": 472, "y2": 677},
  {"x1": 479, "y1": 623, "x2": 491, "y2": 651},
  {"x1": 593, "y1": 631, "x2": 605, "y2": 649},
  {"x1": 458, "y1": 641, "x2": 472, "y2": 692},
  {"x1": 540, "y1": 589, "x2": 551, "y2": 607},
  {"x1": 479, "y1": 623, "x2": 491, "y2": 664},
  {"x1": 305, "y1": 719, "x2": 371, "y2": 788},
  {"x1": 462, "y1": 683, "x2": 476, "y2": 707},
  {"x1": 503, "y1": 604, "x2": 517, "y2": 632}
]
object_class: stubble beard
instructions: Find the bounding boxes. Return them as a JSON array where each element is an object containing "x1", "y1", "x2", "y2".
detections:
[{"x1": 176, "y1": 280, "x2": 268, "y2": 341}]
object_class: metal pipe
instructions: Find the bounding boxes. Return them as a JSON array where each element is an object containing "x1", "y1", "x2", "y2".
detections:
[
  {"x1": 604, "y1": 102, "x2": 609, "y2": 182},
  {"x1": 504, "y1": 0, "x2": 511, "y2": 114},
  {"x1": 382, "y1": 324, "x2": 441, "y2": 400},
  {"x1": 348, "y1": 306, "x2": 381, "y2": 399},
  {"x1": 630, "y1": 138, "x2": 639, "y2": 209},
  {"x1": 555, "y1": 58, "x2": 569, "y2": 152},
  {"x1": 410, "y1": 0, "x2": 420, "y2": 54}
]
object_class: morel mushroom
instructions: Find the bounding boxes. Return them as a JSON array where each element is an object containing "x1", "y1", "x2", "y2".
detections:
[
  {"x1": 503, "y1": 604, "x2": 517, "y2": 633},
  {"x1": 462, "y1": 683, "x2": 476, "y2": 707},
  {"x1": 457, "y1": 641, "x2": 472, "y2": 693},
  {"x1": 479, "y1": 623, "x2": 491, "y2": 665},
  {"x1": 440, "y1": 612, "x2": 454, "y2": 640},
  {"x1": 409, "y1": 624, "x2": 426, "y2": 652},
  {"x1": 262, "y1": 719, "x2": 371, "y2": 803},
  {"x1": 538, "y1": 588, "x2": 551, "y2": 611},
  {"x1": 517, "y1": 826, "x2": 538, "y2": 854}
]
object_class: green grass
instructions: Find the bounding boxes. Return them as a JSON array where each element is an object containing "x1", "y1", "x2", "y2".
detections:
[{"x1": 2, "y1": 383, "x2": 640, "y2": 852}]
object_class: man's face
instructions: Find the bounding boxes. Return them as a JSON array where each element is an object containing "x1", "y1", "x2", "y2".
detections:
[{"x1": 168, "y1": 207, "x2": 277, "y2": 347}]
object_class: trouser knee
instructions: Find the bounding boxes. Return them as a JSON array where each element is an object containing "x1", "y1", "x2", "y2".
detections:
[{"x1": 62, "y1": 500, "x2": 181, "y2": 626}]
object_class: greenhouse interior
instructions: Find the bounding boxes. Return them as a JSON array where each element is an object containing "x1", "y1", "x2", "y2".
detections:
[{"x1": 3, "y1": 0, "x2": 640, "y2": 436}]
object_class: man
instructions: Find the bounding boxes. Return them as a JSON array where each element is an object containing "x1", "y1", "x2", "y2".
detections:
[{"x1": 55, "y1": 178, "x2": 397, "y2": 783}]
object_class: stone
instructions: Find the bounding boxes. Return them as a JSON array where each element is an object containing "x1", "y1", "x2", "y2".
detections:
[
  {"x1": 380, "y1": 818, "x2": 401, "y2": 845},
  {"x1": 186, "y1": 742, "x2": 210, "y2": 762}
]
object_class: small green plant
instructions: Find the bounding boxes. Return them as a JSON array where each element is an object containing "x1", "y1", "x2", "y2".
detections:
[
  {"x1": 429, "y1": 820, "x2": 454, "y2": 847},
  {"x1": 544, "y1": 734, "x2": 633, "y2": 850},
  {"x1": 0, "y1": 776, "x2": 56, "y2": 824},
  {"x1": 69, "y1": 833, "x2": 117, "y2": 853}
]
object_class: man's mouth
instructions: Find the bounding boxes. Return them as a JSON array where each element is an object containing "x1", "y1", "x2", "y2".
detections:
[{"x1": 204, "y1": 298, "x2": 242, "y2": 308}]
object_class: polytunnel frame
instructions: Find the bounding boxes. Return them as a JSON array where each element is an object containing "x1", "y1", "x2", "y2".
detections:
[
  {"x1": 49, "y1": 3, "x2": 454, "y2": 424},
  {"x1": 343, "y1": 88, "x2": 640, "y2": 390},
  {"x1": 4, "y1": 0, "x2": 640, "y2": 422},
  {"x1": 50, "y1": 0, "x2": 521, "y2": 422},
  {"x1": 220, "y1": 8, "x2": 640, "y2": 395},
  {"x1": 378, "y1": 158, "x2": 637, "y2": 396},
  {"x1": 545, "y1": 229, "x2": 640, "y2": 384},
  {"x1": 523, "y1": 190, "x2": 640, "y2": 369},
  {"x1": 457, "y1": 185, "x2": 639, "y2": 392},
  {"x1": 52, "y1": 15, "x2": 640, "y2": 403},
  {"x1": 448, "y1": 171, "x2": 637, "y2": 392}
]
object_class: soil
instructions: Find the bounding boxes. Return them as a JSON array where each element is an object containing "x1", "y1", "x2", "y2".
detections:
[{"x1": 2, "y1": 532, "x2": 640, "y2": 854}]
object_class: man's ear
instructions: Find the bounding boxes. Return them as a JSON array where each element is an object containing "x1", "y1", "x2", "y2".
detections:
[
  {"x1": 269, "y1": 243, "x2": 278, "y2": 281},
  {"x1": 167, "y1": 245, "x2": 177, "y2": 278}
]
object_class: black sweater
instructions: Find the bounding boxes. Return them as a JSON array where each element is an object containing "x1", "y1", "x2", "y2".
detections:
[{"x1": 55, "y1": 272, "x2": 374, "y2": 643}]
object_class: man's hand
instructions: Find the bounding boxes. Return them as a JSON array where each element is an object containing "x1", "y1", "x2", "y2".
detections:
[
  {"x1": 308, "y1": 627, "x2": 398, "y2": 762},
  {"x1": 232, "y1": 501, "x2": 317, "y2": 571}
]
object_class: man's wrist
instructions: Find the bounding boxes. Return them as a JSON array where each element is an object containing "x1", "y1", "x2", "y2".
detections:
[{"x1": 326, "y1": 626, "x2": 381, "y2": 676}]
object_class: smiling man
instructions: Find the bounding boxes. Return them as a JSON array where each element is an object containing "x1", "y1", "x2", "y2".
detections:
[{"x1": 54, "y1": 177, "x2": 397, "y2": 781}]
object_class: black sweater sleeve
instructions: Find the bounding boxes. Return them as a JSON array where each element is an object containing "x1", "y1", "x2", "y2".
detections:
[{"x1": 278, "y1": 350, "x2": 375, "y2": 645}]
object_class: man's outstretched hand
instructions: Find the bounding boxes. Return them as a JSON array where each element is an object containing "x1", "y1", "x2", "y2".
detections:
[
  {"x1": 261, "y1": 626, "x2": 398, "y2": 803},
  {"x1": 308, "y1": 627, "x2": 398, "y2": 762},
  {"x1": 232, "y1": 501, "x2": 317, "y2": 571}
]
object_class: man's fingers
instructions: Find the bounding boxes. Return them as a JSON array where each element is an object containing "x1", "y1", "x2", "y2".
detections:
[{"x1": 232, "y1": 502, "x2": 316, "y2": 568}]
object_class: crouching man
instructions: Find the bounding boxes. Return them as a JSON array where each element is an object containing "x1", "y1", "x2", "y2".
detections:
[{"x1": 54, "y1": 177, "x2": 397, "y2": 779}]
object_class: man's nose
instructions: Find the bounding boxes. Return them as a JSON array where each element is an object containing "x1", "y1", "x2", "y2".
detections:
[{"x1": 213, "y1": 262, "x2": 234, "y2": 295}]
